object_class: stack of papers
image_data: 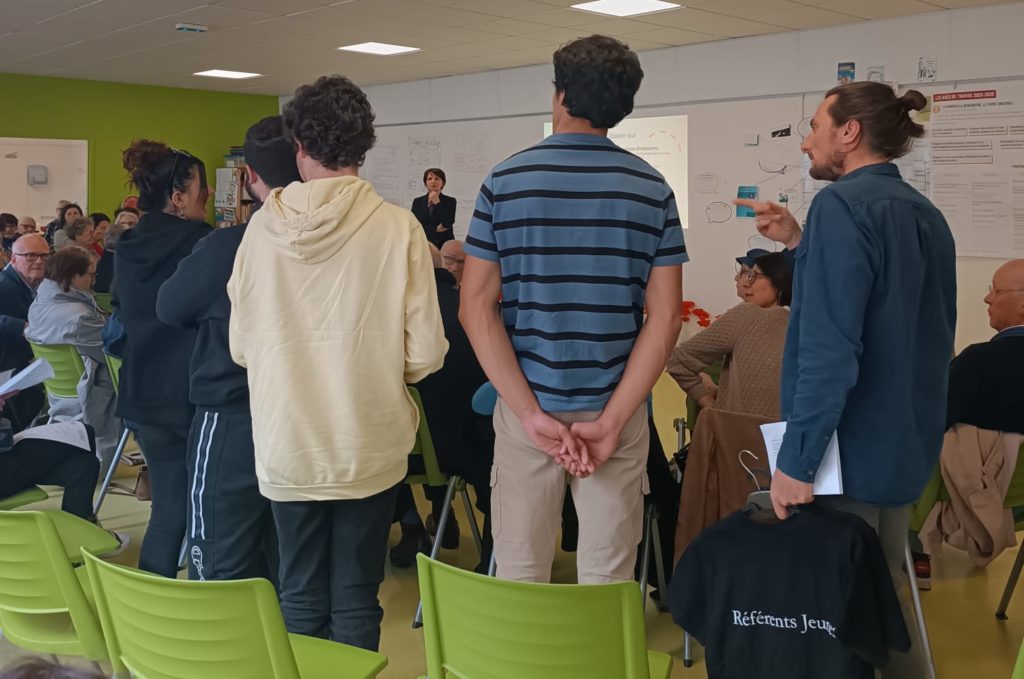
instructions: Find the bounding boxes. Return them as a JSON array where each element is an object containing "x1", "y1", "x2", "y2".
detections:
[
  {"x1": 759, "y1": 421, "x2": 844, "y2": 495},
  {"x1": 0, "y1": 359, "x2": 54, "y2": 396}
]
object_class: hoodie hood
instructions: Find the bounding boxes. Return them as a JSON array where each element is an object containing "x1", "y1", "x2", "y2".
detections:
[
  {"x1": 34, "y1": 278, "x2": 95, "y2": 308},
  {"x1": 257, "y1": 175, "x2": 384, "y2": 264},
  {"x1": 116, "y1": 211, "x2": 211, "y2": 282}
]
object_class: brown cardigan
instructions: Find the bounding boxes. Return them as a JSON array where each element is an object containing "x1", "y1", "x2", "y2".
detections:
[{"x1": 667, "y1": 303, "x2": 789, "y2": 420}]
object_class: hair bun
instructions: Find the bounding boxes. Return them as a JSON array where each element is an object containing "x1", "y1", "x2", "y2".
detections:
[
  {"x1": 122, "y1": 139, "x2": 172, "y2": 175},
  {"x1": 899, "y1": 90, "x2": 928, "y2": 113}
]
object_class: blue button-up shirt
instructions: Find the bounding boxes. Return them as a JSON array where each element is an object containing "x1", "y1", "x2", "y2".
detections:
[{"x1": 778, "y1": 162, "x2": 957, "y2": 505}]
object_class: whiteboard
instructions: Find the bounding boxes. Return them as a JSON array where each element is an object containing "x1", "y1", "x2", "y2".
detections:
[
  {"x1": 362, "y1": 95, "x2": 809, "y2": 316},
  {"x1": 0, "y1": 138, "x2": 88, "y2": 224}
]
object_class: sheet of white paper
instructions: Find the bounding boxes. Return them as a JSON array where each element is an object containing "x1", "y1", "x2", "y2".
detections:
[
  {"x1": 0, "y1": 370, "x2": 13, "y2": 386},
  {"x1": 760, "y1": 421, "x2": 844, "y2": 495},
  {"x1": 13, "y1": 421, "x2": 92, "y2": 453},
  {"x1": 0, "y1": 359, "x2": 53, "y2": 395}
]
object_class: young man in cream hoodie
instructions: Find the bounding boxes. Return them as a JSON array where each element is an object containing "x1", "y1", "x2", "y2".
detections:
[{"x1": 227, "y1": 75, "x2": 447, "y2": 651}]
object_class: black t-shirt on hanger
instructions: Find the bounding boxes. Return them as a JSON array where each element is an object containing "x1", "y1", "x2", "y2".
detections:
[{"x1": 669, "y1": 504, "x2": 910, "y2": 679}]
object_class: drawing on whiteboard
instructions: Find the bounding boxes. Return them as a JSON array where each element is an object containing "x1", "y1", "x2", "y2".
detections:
[
  {"x1": 747, "y1": 234, "x2": 781, "y2": 253},
  {"x1": 408, "y1": 136, "x2": 441, "y2": 171},
  {"x1": 692, "y1": 172, "x2": 720, "y2": 194},
  {"x1": 451, "y1": 136, "x2": 491, "y2": 175},
  {"x1": 706, "y1": 202, "x2": 732, "y2": 223}
]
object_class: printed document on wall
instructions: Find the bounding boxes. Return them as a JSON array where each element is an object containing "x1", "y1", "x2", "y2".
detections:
[{"x1": 928, "y1": 83, "x2": 1024, "y2": 257}]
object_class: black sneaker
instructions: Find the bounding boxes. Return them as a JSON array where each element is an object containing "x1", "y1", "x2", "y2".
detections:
[
  {"x1": 426, "y1": 512, "x2": 460, "y2": 550},
  {"x1": 390, "y1": 522, "x2": 429, "y2": 568}
]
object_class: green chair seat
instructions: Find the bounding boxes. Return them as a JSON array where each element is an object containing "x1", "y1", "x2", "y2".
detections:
[
  {"x1": 290, "y1": 632, "x2": 388, "y2": 679},
  {"x1": 0, "y1": 486, "x2": 48, "y2": 510},
  {"x1": 646, "y1": 650, "x2": 673, "y2": 679},
  {"x1": 82, "y1": 550, "x2": 388, "y2": 679},
  {"x1": 46, "y1": 510, "x2": 119, "y2": 563}
]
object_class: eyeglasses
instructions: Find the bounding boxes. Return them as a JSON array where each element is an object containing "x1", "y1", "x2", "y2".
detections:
[
  {"x1": 14, "y1": 252, "x2": 50, "y2": 262},
  {"x1": 989, "y1": 286, "x2": 1024, "y2": 295},
  {"x1": 740, "y1": 271, "x2": 769, "y2": 284}
]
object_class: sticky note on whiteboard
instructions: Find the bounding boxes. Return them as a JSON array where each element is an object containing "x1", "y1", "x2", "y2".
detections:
[{"x1": 736, "y1": 186, "x2": 758, "y2": 217}]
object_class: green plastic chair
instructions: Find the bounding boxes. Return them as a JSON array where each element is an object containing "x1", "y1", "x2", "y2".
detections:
[
  {"x1": 94, "y1": 292, "x2": 113, "y2": 314},
  {"x1": 28, "y1": 342, "x2": 85, "y2": 401},
  {"x1": 416, "y1": 554, "x2": 672, "y2": 679},
  {"x1": 0, "y1": 511, "x2": 108, "y2": 663},
  {"x1": 1013, "y1": 636, "x2": 1024, "y2": 679},
  {"x1": 82, "y1": 549, "x2": 388, "y2": 679},
  {"x1": 407, "y1": 386, "x2": 483, "y2": 628},
  {"x1": 910, "y1": 442, "x2": 1024, "y2": 619},
  {"x1": 0, "y1": 485, "x2": 48, "y2": 510}
]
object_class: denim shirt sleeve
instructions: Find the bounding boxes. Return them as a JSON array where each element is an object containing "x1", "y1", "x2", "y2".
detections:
[{"x1": 777, "y1": 189, "x2": 878, "y2": 482}]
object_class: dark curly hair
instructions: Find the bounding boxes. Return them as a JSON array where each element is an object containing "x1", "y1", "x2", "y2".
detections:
[
  {"x1": 122, "y1": 139, "x2": 206, "y2": 213},
  {"x1": 283, "y1": 75, "x2": 376, "y2": 170},
  {"x1": 553, "y1": 35, "x2": 644, "y2": 130},
  {"x1": 59, "y1": 203, "x2": 83, "y2": 228}
]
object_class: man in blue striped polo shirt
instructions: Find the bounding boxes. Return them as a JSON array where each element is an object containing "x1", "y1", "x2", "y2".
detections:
[{"x1": 460, "y1": 35, "x2": 687, "y2": 584}]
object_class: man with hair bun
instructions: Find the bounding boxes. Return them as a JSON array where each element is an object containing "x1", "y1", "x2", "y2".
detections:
[{"x1": 737, "y1": 82, "x2": 955, "y2": 678}]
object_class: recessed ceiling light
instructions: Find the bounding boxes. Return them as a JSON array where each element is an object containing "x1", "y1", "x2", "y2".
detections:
[
  {"x1": 571, "y1": 0, "x2": 682, "y2": 18},
  {"x1": 338, "y1": 42, "x2": 420, "y2": 56},
  {"x1": 193, "y1": 69, "x2": 263, "y2": 80}
]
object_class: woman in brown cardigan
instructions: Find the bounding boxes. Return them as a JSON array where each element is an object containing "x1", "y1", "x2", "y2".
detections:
[{"x1": 667, "y1": 252, "x2": 792, "y2": 420}]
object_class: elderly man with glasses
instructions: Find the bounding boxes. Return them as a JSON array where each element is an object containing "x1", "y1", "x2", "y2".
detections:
[
  {"x1": 0, "y1": 234, "x2": 50, "y2": 430},
  {"x1": 947, "y1": 259, "x2": 1024, "y2": 435}
]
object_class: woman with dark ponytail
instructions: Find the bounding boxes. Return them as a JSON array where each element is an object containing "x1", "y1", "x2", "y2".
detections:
[{"x1": 114, "y1": 140, "x2": 212, "y2": 577}]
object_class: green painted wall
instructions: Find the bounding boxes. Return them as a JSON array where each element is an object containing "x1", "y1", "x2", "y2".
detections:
[{"x1": 0, "y1": 73, "x2": 279, "y2": 219}]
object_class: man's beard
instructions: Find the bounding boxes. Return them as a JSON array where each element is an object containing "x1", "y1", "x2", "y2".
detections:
[
  {"x1": 244, "y1": 179, "x2": 261, "y2": 206},
  {"x1": 808, "y1": 149, "x2": 844, "y2": 182}
]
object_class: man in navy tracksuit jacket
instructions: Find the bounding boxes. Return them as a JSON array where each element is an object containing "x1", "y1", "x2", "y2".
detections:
[{"x1": 156, "y1": 116, "x2": 301, "y2": 581}]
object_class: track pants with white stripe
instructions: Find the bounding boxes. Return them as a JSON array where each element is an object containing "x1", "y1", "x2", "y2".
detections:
[{"x1": 186, "y1": 408, "x2": 277, "y2": 584}]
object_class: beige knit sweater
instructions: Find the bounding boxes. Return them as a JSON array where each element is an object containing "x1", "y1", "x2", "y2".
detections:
[{"x1": 666, "y1": 303, "x2": 789, "y2": 419}]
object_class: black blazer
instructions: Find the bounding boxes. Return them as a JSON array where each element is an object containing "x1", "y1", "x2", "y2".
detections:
[{"x1": 411, "y1": 194, "x2": 457, "y2": 248}]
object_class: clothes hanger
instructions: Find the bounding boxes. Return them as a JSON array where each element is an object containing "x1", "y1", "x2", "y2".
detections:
[{"x1": 739, "y1": 449, "x2": 796, "y2": 522}]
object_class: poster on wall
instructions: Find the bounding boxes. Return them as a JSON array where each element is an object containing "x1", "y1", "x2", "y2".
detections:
[{"x1": 928, "y1": 83, "x2": 1024, "y2": 258}]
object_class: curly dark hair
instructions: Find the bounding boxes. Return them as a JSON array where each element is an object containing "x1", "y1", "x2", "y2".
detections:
[
  {"x1": 283, "y1": 75, "x2": 376, "y2": 170},
  {"x1": 553, "y1": 35, "x2": 644, "y2": 130}
]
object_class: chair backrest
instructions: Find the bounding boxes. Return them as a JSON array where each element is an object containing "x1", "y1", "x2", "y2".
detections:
[
  {"x1": 28, "y1": 343, "x2": 85, "y2": 400},
  {"x1": 1004, "y1": 443, "x2": 1024, "y2": 509},
  {"x1": 104, "y1": 352, "x2": 122, "y2": 394},
  {"x1": 406, "y1": 386, "x2": 446, "y2": 487},
  {"x1": 82, "y1": 550, "x2": 301, "y2": 679},
  {"x1": 417, "y1": 555, "x2": 651, "y2": 679},
  {"x1": 0, "y1": 511, "x2": 107, "y2": 661},
  {"x1": 94, "y1": 292, "x2": 113, "y2": 314}
]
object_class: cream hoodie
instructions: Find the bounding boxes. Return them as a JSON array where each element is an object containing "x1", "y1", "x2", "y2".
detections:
[{"x1": 227, "y1": 175, "x2": 448, "y2": 501}]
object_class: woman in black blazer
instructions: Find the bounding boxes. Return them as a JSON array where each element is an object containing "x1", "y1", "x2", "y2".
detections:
[{"x1": 410, "y1": 168, "x2": 456, "y2": 248}]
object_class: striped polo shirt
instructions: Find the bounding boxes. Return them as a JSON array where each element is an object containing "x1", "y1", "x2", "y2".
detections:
[{"x1": 465, "y1": 132, "x2": 687, "y2": 412}]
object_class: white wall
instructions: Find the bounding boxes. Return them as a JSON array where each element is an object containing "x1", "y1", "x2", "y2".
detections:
[
  {"x1": 0, "y1": 138, "x2": 88, "y2": 225},
  {"x1": 284, "y1": 2, "x2": 1024, "y2": 349}
]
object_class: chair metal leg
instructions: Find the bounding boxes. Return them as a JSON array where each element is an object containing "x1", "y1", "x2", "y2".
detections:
[
  {"x1": 413, "y1": 477, "x2": 458, "y2": 629},
  {"x1": 93, "y1": 426, "x2": 130, "y2": 514},
  {"x1": 487, "y1": 550, "x2": 497, "y2": 576},
  {"x1": 178, "y1": 537, "x2": 188, "y2": 570},
  {"x1": 904, "y1": 541, "x2": 937, "y2": 679},
  {"x1": 651, "y1": 511, "x2": 669, "y2": 613},
  {"x1": 997, "y1": 541, "x2": 1024, "y2": 619},
  {"x1": 638, "y1": 502, "x2": 654, "y2": 601},
  {"x1": 459, "y1": 484, "x2": 484, "y2": 558},
  {"x1": 683, "y1": 632, "x2": 693, "y2": 668}
]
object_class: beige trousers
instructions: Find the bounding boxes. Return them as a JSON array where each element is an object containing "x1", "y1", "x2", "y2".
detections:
[{"x1": 490, "y1": 399, "x2": 649, "y2": 584}]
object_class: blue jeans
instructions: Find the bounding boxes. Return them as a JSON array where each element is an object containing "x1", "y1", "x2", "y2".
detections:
[{"x1": 272, "y1": 483, "x2": 399, "y2": 651}]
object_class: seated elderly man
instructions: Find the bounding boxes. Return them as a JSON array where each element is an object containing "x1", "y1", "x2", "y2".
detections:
[
  {"x1": 948, "y1": 259, "x2": 1024, "y2": 435},
  {"x1": 0, "y1": 234, "x2": 49, "y2": 430}
]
